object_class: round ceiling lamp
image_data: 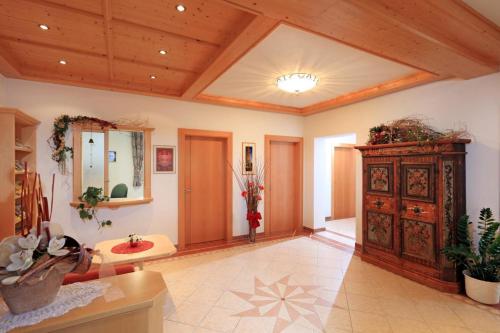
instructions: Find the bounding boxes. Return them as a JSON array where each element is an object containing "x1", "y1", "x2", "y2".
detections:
[{"x1": 276, "y1": 73, "x2": 319, "y2": 94}]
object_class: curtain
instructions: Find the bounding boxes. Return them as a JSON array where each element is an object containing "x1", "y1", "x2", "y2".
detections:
[{"x1": 131, "y1": 132, "x2": 144, "y2": 187}]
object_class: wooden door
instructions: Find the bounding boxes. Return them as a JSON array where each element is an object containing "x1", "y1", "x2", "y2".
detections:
[
  {"x1": 332, "y1": 145, "x2": 355, "y2": 219},
  {"x1": 265, "y1": 136, "x2": 303, "y2": 236},
  {"x1": 178, "y1": 129, "x2": 232, "y2": 249}
]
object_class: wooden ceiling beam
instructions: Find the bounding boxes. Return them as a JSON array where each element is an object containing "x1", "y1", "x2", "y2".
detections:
[
  {"x1": 353, "y1": 0, "x2": 500, "y2": 70},
  {"x1": 182, "y1": 15, "x2": 279, "y2": 99},
  {"x1": 24, "y1": 0, "x2": 102, "y2": 19},
  {"x1": 102, "y1": 0, "x2": 114, "y2": 80},
  {"x1": 196, "y1": 94, "x2": 302, "y2": 115},
  {"x1": 301, "y1": 72, "x2": 444, "y2": 115},
  {"x1": 0, "y1": 43, "x2": 21, "y2": 78},
  {"x1": 220, "y1": 0, "x2": 498, "y2": 79}
]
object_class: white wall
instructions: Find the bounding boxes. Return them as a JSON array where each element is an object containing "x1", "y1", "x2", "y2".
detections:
[
  {"x1": 304, "y1": 73, "x2": 500, "y2": 243},
  {"x1": 4, "y1": 79, "x2": 303, "y2": 247}
]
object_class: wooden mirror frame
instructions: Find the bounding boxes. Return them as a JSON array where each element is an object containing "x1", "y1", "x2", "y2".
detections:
[{"x1": 71, "y1": 124, "x2": 154, "y2": 208}]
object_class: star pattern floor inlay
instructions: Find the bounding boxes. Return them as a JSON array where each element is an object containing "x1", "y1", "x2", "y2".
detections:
[{"x1": 231, "y1": 276, "x2": 333, "y2": 332}]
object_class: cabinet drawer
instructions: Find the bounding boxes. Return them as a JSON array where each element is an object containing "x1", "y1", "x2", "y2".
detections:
[
  {"x1": 401, "y1": 200, "x2": 436, "y2": 223},
  {"x1": 366, "y1": 194, "x2": 394, "y2": 212}
]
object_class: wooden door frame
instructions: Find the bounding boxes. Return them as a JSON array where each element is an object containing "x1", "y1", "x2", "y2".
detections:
[
  {"x1": 178, "y1": 128, "x2": 233, "y2": 250},
  {"x1": 264, "y1": 135, "x2": 303, "y2": 237}
]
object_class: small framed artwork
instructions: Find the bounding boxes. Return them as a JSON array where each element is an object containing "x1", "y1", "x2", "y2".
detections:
[
  {"x1": 108, "y1": 151, "x2": 117, "y2": 162},
  {"x1": 242, "y1": 142, "x2": 256, "y2": 175},
  {"x1": 154, "y1": 145, "x2": 176, "y2": 174}
]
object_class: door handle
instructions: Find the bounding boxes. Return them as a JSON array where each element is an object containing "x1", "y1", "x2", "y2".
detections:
[{"x1": 184, "y1": 188, "x2": 192, "y2": 193}]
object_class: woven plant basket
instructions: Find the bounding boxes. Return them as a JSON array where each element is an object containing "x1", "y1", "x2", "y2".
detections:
[{"x1": 0, "y1": 266, "x2": 66, "y2": 314}]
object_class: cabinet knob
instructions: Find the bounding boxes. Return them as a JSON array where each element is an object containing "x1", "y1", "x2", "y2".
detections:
[
  {"x1": 374, "y1": 199, "x2": 384, "y2": 208},
  {"x1": 413, "y1": 206, "x2": 423, "y2": 214}
]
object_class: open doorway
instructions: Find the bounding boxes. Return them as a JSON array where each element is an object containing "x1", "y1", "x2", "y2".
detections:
[{"x1": 313, "y1": 133, "x2": 356, "y2": 248}]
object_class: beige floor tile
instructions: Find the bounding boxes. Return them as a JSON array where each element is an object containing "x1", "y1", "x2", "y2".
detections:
[
  {"x1": 449, "y1": 303, "x2": 500, "y2": 333},
  {"x1": 163, "y1": 320, "x2": 196, "y2": 333},
  {"x1": 349, "y1": 310, "x2": 393, "y2": 333},
  {"x1": 234, "y1": 317, "x2": 277, "y2": 333},
  {"x1": 199, "y1": 306, "x2": 241, "y2": 332},
  {"x1": 385, "y1": 316, "x2": 431, "y2": 333},
  {"x1": 378, "y1": 297, "x2": 422, "y2": 320},
  {"x1": 186, "y1": 285, "x2": 225, "y2": 306},
  {"x1": 168, "y1": 301, "x2": 213, "y2": 326},
  {"x1": 414, "y1": 301, "x2": 465, "y2": 326},
  {"x1": 216, "y1": 291, "x2": 254, "y2": 312},
  {"x1": 316, "y1": 305, "x2": 353, "y2": 331},
  {"x1": 344, "y1": 281, "x2": 382, "y2": 298},
  {"x1": 346, "y1": 293, "x2": 384, "y2": 315},
  {"x1": 427, "y1": 323, "x2": 472, "y2": 333}
]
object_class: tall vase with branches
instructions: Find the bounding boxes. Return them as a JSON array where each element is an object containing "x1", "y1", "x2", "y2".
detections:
[{"x1": 231, "y1": 160, "x2": 265, "y2": 243}]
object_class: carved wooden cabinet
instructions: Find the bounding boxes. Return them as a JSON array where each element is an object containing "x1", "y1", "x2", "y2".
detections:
[{"x1": 355, "y1": 140, "x2": 470, "y2": 292}]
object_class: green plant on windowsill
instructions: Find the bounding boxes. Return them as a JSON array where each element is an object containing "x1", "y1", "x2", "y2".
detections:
[{"x1": 76, "y1": 186, "x2": 112, "y2": 229}]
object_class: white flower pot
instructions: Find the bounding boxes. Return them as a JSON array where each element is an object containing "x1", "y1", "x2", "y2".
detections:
[{"x1": 463, "y1": 270, "x2": 500, "y2": 305}]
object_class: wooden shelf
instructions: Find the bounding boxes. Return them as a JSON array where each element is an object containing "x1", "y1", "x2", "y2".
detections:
[
  {"x1": 15, "y1": 170, "x2": 33, "y2": 175},
  {"x1": 70, "y1": 197, "x2": 154, "y2": 209},
  {"x1": 0, "y1": 108, "x2": 39, "y2": 239},
  {"x1": 15, "y1": 146, "x2": 33, "y2": 153}
]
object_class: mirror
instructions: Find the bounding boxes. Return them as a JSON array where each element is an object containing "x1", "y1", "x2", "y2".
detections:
[
  {"x1": 107, "y1": 130, "x2": 144, "y2": 200},
  {"x1": 73, "y1": 124, "x2": 153, "y2": 207}
]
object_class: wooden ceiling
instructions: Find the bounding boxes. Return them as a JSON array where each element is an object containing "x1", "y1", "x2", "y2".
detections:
[{"x1": 0, "y1": 0, "x2": 499, "y2": 116}]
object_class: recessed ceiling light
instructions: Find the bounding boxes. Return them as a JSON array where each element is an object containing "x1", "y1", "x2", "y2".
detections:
[
  {"x1": 39, "y1": 24, "x2": 49, "y2": 31},
  {"x1": 176, "y1": 4, "x2": 186, "y2": 12},
  {"x1": 150, "y1": 74, "x2": 157, "y2": 79},
  {"x1": 59, "y1": 59, "x2": 67, "y2": 65},
  {"x1": 276, "y1": 73, "x2": 319, "y2": 94},
  {"x1": 159, "y1": 49, "x2": 167, "y2": 55}
]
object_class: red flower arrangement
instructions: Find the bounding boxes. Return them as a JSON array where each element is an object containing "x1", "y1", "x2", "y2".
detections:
[{"x1": 231, "y1": 160, "x2": 265, "y2": 242}]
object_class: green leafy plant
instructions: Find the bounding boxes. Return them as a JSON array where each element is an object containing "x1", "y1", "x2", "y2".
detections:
[
  {"x1": 442, "y1": 208, "x2": 500, "y2": 282},
  {"x1": 76, "y1": 187, "x2": 112, "y2": 229},
  {"x1": 48, "y1": 115, "x2": 116, "y2": 174}
]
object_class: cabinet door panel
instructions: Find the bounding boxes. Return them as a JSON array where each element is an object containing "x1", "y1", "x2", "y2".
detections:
[
  {"x1": 401, "y1": 218, "x2": 437, "y2": 265},
  {"x1": 367, "y1": 211, "x2": 394, "y2": 250},
  {"x1": 367, "y1": 163, "x2": 394, "y2": 196},
  {"x1": 401, "y1": 162, "x2": 435, "y2": 203}
]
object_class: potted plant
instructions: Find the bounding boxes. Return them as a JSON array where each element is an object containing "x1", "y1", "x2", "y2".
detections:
[
  {"x1": 128, "y1": 234, "x2": 142, "y2": 248},
  {"x1": 0, "y1": 223, "x2": 92, "y2": 314},
  {"x1": 443, "y1": 208, "x2": 500, "y2": 304},
  {"x1": 231, "y1": 160, "x2": 265, "y2": 243},
  {"x1": 76, "y1": 186, "x2": 112, "y2": 229}
]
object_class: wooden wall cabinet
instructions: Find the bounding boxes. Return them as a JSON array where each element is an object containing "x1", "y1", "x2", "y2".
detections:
[
  {"x1": 0, "y1": 108, "x2": 39, "y2": 239},
  {"x1": 355, "y1": 140, "x2": 470, "y2": 293}
]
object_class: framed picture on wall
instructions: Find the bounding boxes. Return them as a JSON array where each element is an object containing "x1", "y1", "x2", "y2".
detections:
[
  {"x1": 154, "y1": 145, "x2": 176, "y2": 174},
  {"x1": 242, "y1": 142, "x2": 256, "y2": 175},
  {"x1": 108, "y1": 151, "x2": 117, "y2": 162}
]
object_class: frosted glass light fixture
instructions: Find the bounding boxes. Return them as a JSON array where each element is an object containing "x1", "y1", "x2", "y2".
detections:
[{"x1": 276, "y1": 73, "x2": 319, "y2": 94}]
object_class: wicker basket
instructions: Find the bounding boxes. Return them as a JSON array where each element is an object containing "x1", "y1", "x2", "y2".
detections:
[{"x1": 0, "y1": 267, "x2": 65, "y2": 314}]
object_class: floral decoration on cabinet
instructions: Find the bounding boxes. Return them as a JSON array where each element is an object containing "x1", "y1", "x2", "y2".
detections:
[{"x1": 367, "y1": 211, "x2": 393, "y2": 249}]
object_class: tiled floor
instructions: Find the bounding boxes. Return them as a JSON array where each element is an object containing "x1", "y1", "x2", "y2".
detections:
[
  {"x1": 325, "y1": 218, "x2": 356, "y2": 239},
  {"x1": 145, "y1": 236, "x2": 500, "y2": 333}
]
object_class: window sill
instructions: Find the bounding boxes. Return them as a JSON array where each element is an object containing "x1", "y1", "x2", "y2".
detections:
[{"x1": 70, "y1": 197, "x2": 153, "y2": 209}]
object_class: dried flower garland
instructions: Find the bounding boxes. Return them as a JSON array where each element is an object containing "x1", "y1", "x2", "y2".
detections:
[
  {"x1": 367, "y1": 117, "x2": 470, "y2": 145},
  {"x1": 48, "y1": 115, "x2": 116, "y2": 174}
]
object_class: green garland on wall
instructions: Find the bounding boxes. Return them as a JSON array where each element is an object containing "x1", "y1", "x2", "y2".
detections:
[{"x1": 48, "y1": 115, "x2": 116, "y2": 174}]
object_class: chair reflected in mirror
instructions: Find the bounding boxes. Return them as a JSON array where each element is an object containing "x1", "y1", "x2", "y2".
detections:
[{"x1": 110, "y1": 183, "x2": 128, "y2": 199}]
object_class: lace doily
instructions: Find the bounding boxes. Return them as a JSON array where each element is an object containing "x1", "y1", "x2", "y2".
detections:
[{"x1": 0, "y1": 281, "x2": 110, "y2": 333}]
